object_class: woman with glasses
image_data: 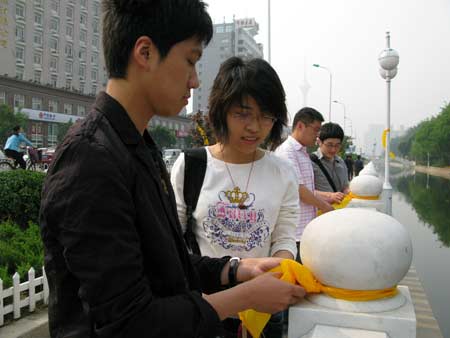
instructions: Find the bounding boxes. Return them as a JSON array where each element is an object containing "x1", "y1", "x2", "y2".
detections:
[
  {"x1": 171, "y1": 56, "x2": 300, "y2": 337},
  {"x1": 311, "y1": 122, "x2": 350, "y2": 203}
]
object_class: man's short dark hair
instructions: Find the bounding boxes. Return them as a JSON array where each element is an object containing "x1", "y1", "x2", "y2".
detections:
[
  {"x1": 102, "y1": 0, "x2": 213, "y2": 78},
  {"x1": 13, "y1": 125, "x2": 20, "y2": 133},
  {"x1": 208, "y1": 57, "x2": 288, "y2": 150},
  {"x1": 318, "y1": 122, "x2": 344, "y2": 142},
  {"x1": 292, "y1": 107, "x2": 324, "y2": 131},
  {"x1": 357, "y1": 155, "x2": 361, "y2": 159}
]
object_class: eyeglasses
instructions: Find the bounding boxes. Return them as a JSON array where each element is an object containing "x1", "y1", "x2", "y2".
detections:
[
  {"x1": 322, "y1": 142, "x2": 342, "y2": 149},
  {"x1": 305, "y1": 124, "x2": 321, "y2": 133},
  {"x1": 230, "y1": 111, "x2": 277, "y2": 127}
]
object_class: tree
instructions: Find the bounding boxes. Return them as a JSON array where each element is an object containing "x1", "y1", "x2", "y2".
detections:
[
  {"x1": 0, "y1": 104, "x2": 28, "y2": 147},
  {"x1": 189, "y1": 110, "x2": 215, "y2": 148},
  {"x1": 57, "y1": 119, "x2": 74, "y2": 145},
  {"x1": 149, "y1": 125, "x2": 177, "y2": 149}
]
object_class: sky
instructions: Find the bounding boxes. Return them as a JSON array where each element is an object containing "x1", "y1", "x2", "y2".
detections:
[{"x1": 195, "y1": 0, "x2": 450, "y2": 152}]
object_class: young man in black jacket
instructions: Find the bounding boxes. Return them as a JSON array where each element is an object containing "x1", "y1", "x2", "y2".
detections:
[{"x1": 39, "y1": 1, "x2": 305, "y2": 337}]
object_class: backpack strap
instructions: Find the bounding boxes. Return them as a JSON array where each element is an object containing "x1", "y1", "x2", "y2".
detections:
[
  {"x1": 310, "y1": 153, "x2": 338, "y2": 193},
  {"x1": 183, "y1": 147, "x2": 207, "y2": 255}
]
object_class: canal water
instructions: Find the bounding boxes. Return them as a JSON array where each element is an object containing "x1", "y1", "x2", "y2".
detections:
[{"x1": 391, "y1": 172, "x2": 450, "y2": 338}]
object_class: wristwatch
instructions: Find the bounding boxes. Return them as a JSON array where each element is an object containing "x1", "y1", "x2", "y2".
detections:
[{"x1": 228, "y1": 257, "x2": 241, "y2": 287}]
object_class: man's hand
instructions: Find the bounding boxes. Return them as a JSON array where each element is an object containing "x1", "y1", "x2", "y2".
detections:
[
  {"x1": 236, "y1": 257, "x2": 284, "y2": 282},
  {"x1": 328, "y1": 192, "x2": 345, "y2": 204},
  {"x1": 241, "y1": 272, "x2": 306, "y2": 314}
]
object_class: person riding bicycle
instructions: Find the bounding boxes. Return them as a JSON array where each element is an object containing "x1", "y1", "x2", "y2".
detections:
[{"x1": 3, "y1": 125, "x2": 34, "y2": 169}]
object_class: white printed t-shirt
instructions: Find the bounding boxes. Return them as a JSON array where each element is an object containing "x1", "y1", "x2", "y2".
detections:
[{"x1": 170, "y1": 147, "x2": 299, "y2": 259}]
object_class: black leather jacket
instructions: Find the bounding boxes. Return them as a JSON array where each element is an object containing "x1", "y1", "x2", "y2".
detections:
[{"x1": 40, "y1": 92, "x2": 228, "y2": 338}]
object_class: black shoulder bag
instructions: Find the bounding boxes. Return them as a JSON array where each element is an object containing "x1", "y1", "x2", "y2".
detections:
[
  {"x1": 310, "y1": 153, "x2": 338, "y2": 193},
  {"x1": 183, "y1": 147, "x2": 207, "y2": 255}
]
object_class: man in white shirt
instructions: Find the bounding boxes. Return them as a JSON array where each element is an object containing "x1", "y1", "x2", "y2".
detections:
[{"x1": 275, "y1": 107, "x2": 333, "y2": 260}]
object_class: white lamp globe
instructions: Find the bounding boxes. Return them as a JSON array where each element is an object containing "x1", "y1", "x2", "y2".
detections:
[{"x1": 378, "y1": 48, "x2": 399, "y2": 71}]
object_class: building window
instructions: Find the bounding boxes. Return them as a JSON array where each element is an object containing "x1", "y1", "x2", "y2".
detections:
[
  {"x1": 16, "y1": 46, "x2": 25, "y2": 62},
  {"x1": 216, "y1": 26, "x2": 224, "y2": 33},
  {"x1": 79, "y1": 64, "x2": 86, "y2": 78},
  {"x1": 49, "y1": 37, "x2": 58, "y2": 51},
  {"x1": 33, "y1": 31, "x2": 42, "y2": 45},
  {"x1": 50, "y1": 56, "x2": 58, "y2": 71},
  {"x1": 48, "y1": 124, "x2": 58, "y2": 147},
  {"x1": 34, "y1": 12, "x2": 42, "y2": 25},
  {"x1": 226, "y1": 25, "x2": 233, "y2": 32},
  {"x1": 77, "y1": 105, "x2": 86, "y2": 116},
  {"x1": 79, "y1": 47, "x2": 86, "y2": 61},
  {"x1": 66, "y1": 6, "x2": 74, "y2": 20},
  {"x1": 50, "y1": 74, "x2": 57, "y2": 87},
  {"x1": 46, "y1": 124, "x2": 58, "y2": 146},
  {"x1": 91, "y1": 84, "x2": 97, "y2": 94},
  {"x1": 0, "y1": 92, "x2": 6, "y2": 104},
  {"x1": 15, "y1": 25, "x2": 25, "y2": 42},
  {"x1": 65, "y1": 78, "x2": 71, "y2": 89},
  {"x1": 65, "y1": 42, "x2": 73, "y2": 58},
  {"x1": 65, "y1": 61, "x2": 72, "y2": 74},
  {"x1": 34, "y1": 70, "x2": 41, "y2": 82},
  {"x1": 66, "y1": 24, "x2": 73, "y2": 38},
  {"x1": 92, "y1": 36, "x2": 99, "y2": 48},
  {"x1": 81, "y1": 0, "x2": 87, "y2": 8},
  {"x1": 51, "y1": 0, "x2": 59, "y2": 13},
  {"x1": 64, "y1": 103, "x2": 72, "y2": 115},
  {"x1": 34, "y1": 0, "x2": 43, "y2": 8},
  {"x1": 91, "y1": 69, "x2": 98, "y2": 81},
  {"x1": 48, "y1": 100, "x2": 58, "y2": 113},
  {"x1": 33, "y1": 51, "x2": 42, "y2": 65},
  {"x1": 14, "y1": 94, "x2": 25, "y2": 108},
  {"x1": 32, "y1": 97, "x2": 42, "y2": 110},
  {"x1": 79, "y1": 82, "x2": 85, "y2": 93},
  {"x1": 91, "y1": 52, "x2": 98, "y2": 65},
  {"x1": 93, "y1": 1, "x2": 100, "y2": 15},
  {"x1": 79, "y1": 29, "x2": 87, "y2": 43},
  {"x1": 92, "y1": 19, "x2": 99, "y2": 33},
  {"x1": 31, "y1": 122, "x2": 44, "y2": 148},
  {"x1": 80, "y1": 13, "x2": 87, "y2": 25},
  {"x1": 50, "y1": 17, "x2": 59, "y2": 32},
  {"x1": 16, "y1": 3, "x2": 25, "y2": 18}
]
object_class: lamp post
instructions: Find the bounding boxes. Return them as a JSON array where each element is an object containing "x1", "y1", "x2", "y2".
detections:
[
  {"x1": 378, "y1": 31, "x2": 399, "y2": 216},
  {"x1": 312, "y1": 64, "x2": 332, "y2": 121},
  {"x1": 332, "y1": 100, "x2": 346, "y2": 134}
]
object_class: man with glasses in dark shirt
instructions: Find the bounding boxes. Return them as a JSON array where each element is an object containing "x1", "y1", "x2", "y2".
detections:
[{"x1": 39, "y1": 1, "x2": 304, "y2": 337}]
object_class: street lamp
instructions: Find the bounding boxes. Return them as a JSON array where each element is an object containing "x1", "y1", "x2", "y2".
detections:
[
  {"x1": 332, "y1": 100, "x2": 346, "y2": 134},
  {"x1": 312, "y1": 63, "x2": 332, "y2": 121},
  {"x1": 378, "y1": 31, "x2": 399, "y2": 216}
]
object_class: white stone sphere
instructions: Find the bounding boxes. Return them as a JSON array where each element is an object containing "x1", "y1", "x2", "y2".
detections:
[
  {"x1": 300, "y1": 208, "x2": 413, "y2": 290},
  {"x1": 359, "y1": 161, "x2": 378, "y2": 177},
  {"x1": 350, "y1": 175, "x2": 383, "y2": 196}
]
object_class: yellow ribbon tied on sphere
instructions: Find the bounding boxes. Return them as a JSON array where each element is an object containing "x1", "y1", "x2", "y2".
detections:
[{"x1": 238, "y1": 259, "x2": 398, "y2": 338}]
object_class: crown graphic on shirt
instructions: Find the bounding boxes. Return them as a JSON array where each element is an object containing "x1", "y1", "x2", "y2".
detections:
[{"x1": 225, "y1": 187, "x2": 249, "y2": 205}]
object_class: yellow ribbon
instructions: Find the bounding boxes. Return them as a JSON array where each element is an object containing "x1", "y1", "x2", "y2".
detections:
[
  {"x1": 382, "y1": 129, "x2": 396, "y2": 159},
  {"x1": 239, "y1": 259, "x2": 398, "y2": 338},
  {"x1": 196, "y1": 124, "x2": 209, "y2": 146},
  {"x1": 348, "y1": 192, "x2": 380, "y2": 200}
]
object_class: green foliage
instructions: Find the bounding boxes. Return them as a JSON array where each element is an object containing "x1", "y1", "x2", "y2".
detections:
[
  {"x1": 0, "y1": 104, "x2": 29, "y2": 147},
  {"x1": 391, "y1": 103, "x2": 450, "y2": 166},
  {"x1": 57, "y1": 119, "x2": 74, "y2": 145},
  {"x1": 0, "y1": 170, "x2": 45, "y2": 229},
  {"x1": 0, "y1": 221, "x2": 44, "y2": 288},
  {"x1": 149, "y1": 125, "x2": 177, "y2": 149},
  {"x1": 395, "y1": 174, "x2": 450, "y2": 247}
]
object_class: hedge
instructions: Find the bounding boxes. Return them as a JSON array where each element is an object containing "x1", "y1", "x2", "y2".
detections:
[{"x1": 0, "y1": 170, "x2": 45, "y2": 229}]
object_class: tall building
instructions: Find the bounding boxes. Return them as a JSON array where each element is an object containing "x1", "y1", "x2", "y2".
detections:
[
  {"x1": 0, "y1": 0, "x2": 106, "y2": 95},
  {"x1": 192, "y1": 17, "x2": 263, "y2": 113},
  {"x1": 364, "y1": 124, "x2": 384, "y2": 158}
]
